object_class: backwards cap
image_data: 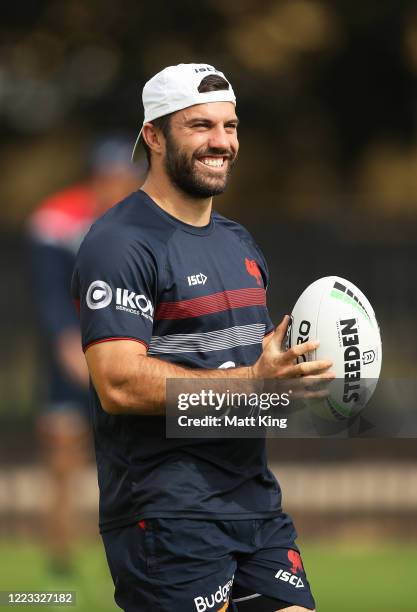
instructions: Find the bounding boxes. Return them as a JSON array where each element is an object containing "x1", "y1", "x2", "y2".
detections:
[{"x1": 131, "y1": 63, "x2": 236, "y2": 161}]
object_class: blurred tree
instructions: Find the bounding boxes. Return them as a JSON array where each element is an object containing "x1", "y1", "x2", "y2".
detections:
[{"x1": 0, "y1": 0, "x2": 417, "y2": 224}]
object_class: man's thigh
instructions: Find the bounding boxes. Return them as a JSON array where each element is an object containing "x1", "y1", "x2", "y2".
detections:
[
  {"x1": 230, "y1": 588, "x2": 315, "y2": 612},
  {"x1": 102, "y1": 518, "x2": 236, "y2": 612},
  {"x1": 231, "y1": 514, "x2": 316, "y2": 611}
]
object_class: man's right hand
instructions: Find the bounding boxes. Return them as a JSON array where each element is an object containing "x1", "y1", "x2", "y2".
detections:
[{"x1": 249, "y1": 315, "x2": 335, "y2": 381}]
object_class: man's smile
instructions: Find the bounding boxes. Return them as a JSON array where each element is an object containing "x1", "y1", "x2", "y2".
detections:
[{"x1": 196, "y1": 155, "x2": 227, "y2": 170}]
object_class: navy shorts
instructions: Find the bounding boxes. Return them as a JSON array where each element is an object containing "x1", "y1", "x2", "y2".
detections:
[{"x1": 102, "y1": 513, "x2": 315, "y2": 611}]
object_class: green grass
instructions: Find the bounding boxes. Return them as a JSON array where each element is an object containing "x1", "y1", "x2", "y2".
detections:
[
  {"x1": 0, "y1": 541, "x2": 116, "y2": 612},
  {"x1": 0, "y1": 540, "x2": 416, "y2": 611},
  {"x1": 304, "y1": 542, "x2": 417, "y2": 612}
]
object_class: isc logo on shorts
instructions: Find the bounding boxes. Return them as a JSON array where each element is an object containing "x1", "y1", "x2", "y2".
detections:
[{"x1": 275, "y1": 569, "x2": 304, "y2": 589}]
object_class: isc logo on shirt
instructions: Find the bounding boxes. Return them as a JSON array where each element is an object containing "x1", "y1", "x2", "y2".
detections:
[{"x1": 187, "y1": 273, "x2": 207, "y2": 286}]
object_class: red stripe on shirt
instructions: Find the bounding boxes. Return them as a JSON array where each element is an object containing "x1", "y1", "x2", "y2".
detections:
[{"x1": 155, "y1": 288, "x2": 266, "y2": 320}]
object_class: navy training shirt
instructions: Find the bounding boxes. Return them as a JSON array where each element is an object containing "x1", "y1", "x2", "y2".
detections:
[{"x1": 72, "y1": 190, "x2": 281, "y2": 532}]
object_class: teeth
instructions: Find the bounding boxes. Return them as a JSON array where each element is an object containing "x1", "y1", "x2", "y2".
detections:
[{"x1": 200, "y1": 157, "x2": 224, "y2": 167}]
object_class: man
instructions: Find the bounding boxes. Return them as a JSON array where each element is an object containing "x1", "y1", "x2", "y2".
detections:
[
  {"x1": 72, "y1": 64, "x2": 333, "y2": 611},
  {"x1": 28, "y1": 137, "x2": 145, "y2": 571}
]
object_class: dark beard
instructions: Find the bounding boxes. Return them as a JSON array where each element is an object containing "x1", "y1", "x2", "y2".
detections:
[{"x1": 164, "y1": 133, "x2": 236, "y2": 199}]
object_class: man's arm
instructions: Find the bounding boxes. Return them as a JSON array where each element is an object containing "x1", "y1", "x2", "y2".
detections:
[{"x1": 85, "y1": 316, "x2": 333, "y2": 415}]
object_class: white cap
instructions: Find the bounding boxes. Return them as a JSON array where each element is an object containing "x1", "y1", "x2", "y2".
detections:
[{"x1": 131, "y1": 63, "x2": 236, "y2": 161}]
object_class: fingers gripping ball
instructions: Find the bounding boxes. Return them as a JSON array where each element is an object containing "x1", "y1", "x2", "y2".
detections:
[{"x1": 288, "y1": 276, "x2": 382, "y2": 421}]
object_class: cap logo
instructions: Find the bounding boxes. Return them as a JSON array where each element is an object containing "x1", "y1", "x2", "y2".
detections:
[{"x1": 194, "y1": 66, "x2": 219, "y2": 74}]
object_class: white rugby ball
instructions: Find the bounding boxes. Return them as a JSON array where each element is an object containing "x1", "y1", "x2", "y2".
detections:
[{"x1": 288, "y1": 276, "x2": 382, "y2": 420}]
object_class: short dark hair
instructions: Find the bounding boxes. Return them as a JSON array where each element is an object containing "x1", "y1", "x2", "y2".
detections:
[
  {"x1": 140, "y1": 74, "x2": 230, "y2": 165},
  {"x1": 197, "y1": 74, "x2": 230, "y2": 93}
]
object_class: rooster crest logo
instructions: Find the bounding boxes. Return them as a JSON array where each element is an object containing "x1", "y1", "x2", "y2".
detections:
[
  {"x1": 245, "y1": 258, "x2": 262, "y2": 286},
  {"x1": 288, "y1": 550, "x2": 304, "y2": 574}
]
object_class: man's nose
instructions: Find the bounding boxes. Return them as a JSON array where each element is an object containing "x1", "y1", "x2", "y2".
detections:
[{"x1": 208, "y1": 126, "x2": 230, "y2": 150}]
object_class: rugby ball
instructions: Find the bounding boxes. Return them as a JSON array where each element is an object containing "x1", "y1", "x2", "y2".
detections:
[{"x1": 288, "y1": 276, "x2": 382, "y2": 420}]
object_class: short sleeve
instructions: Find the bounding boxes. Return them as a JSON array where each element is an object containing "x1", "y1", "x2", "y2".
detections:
[{"x1": 72, "y1": 227, "x2": 157, "y2": 351}]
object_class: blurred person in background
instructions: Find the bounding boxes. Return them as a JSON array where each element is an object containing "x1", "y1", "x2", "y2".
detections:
[{"x1": 27, "y1": 137, "x2": 147, "y2": 572}]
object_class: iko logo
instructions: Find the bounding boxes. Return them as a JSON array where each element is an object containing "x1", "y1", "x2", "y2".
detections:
[
  {"x1": 86, "y1": 281, "x2": 112, "y2": 310},
  {"x1": 116, "y1": 288, "x2": 154, "y2": 320},
  {"x1": 86, "y1": 281, "x2": 153, "y2": 321},
  {"x1": 194, "y1": 576, "x2": 233, "y2": 612},
  {"x1": 187, "y1": 273, "x2": 207, "y2": 286}
]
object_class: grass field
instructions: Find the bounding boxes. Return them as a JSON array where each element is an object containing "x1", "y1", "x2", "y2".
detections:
[{"x1": 0, "y1": 540, "x2": 416, "y2": 611}]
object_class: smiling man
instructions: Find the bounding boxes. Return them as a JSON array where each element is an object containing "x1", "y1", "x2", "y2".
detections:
[{"x1": 72, "y1": 64, "x2": 331, "y2": 611}]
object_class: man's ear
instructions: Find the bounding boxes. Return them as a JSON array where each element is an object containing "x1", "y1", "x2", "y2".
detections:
[{"x1": 142, "y1": 123, "x2": 165, "y2": 157}]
